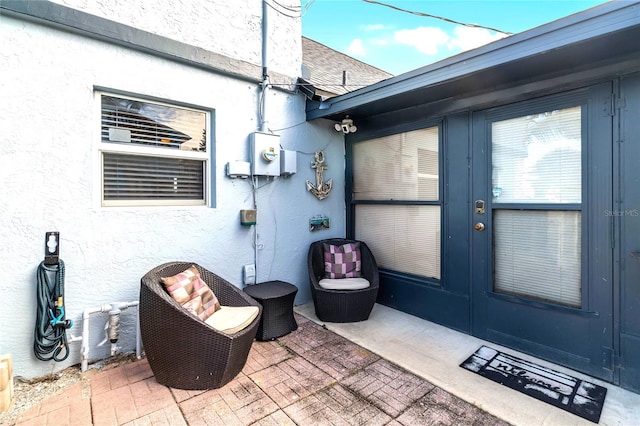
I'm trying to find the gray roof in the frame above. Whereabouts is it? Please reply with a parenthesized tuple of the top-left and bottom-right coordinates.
(306, 0, 640, 121)
(302, 36, 393, 98)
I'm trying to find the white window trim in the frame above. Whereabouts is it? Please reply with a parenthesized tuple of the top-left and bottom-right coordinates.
(95, 90, 211, 208)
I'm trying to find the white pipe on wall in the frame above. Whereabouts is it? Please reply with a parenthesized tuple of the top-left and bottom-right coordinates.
(260, 0, 269, 132)
(135, 311, 141, 359)
(80, 301, 139, 372)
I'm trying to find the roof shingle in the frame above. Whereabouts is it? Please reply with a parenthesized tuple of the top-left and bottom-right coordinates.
(302, 36, 393, 98)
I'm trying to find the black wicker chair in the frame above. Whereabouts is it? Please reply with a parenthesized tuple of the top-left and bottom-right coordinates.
(140, 261, 261, 390)
(308, 238, 379, 323)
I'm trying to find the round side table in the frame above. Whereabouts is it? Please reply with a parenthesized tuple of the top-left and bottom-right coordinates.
(244, 280, 298, 340)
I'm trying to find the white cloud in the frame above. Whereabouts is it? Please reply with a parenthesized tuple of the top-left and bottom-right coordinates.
(393, 27, 449, 55)
(370, 38, 389, 46)
(448, 26, 508, 52)
(347, 38, 367, 57)
(363, 24, 387, 31)
(391, 25, 508, 58)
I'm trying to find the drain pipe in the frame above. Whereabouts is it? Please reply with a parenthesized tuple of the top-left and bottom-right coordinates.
(260, 0, 269, 132)
(250, 0, 272, 283)
(81, 301, 139, 372)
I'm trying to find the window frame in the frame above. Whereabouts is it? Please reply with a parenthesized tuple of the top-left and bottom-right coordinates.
(96, 90, 213, 208)
(346, 119, 444, 285)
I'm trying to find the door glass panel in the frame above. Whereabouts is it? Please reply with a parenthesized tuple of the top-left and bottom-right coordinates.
(491, 105, 583, 307)
(492, 106, 581, 203)
(356, 205, 441, 279)
(493, 210, 581, 307)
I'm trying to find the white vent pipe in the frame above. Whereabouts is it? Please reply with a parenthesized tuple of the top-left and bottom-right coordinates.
(80, 301, 140, 372)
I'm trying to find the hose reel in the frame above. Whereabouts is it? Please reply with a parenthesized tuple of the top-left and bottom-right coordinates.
(34, 232, 73, 362)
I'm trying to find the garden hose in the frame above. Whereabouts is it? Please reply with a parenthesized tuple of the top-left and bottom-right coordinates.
(34, 259, 72, 361)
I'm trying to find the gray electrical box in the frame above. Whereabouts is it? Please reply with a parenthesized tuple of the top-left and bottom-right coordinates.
(280, 150, 297, 176)
(250, 132, 281, 176)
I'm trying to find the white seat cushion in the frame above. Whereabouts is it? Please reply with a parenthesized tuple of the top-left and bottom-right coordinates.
(318, 277, 370, 290)
(204, 305, 259, 334)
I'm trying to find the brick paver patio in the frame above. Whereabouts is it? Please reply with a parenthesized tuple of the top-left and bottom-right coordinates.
(12, 314, 509, 425)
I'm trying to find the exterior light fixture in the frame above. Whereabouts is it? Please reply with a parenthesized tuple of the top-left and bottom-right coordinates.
(334, 116, 357, 134)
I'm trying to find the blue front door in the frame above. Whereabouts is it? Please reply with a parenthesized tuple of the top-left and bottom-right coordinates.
(471, 82, 615, 382)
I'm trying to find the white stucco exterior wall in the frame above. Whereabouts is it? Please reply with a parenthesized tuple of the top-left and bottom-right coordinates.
(0, 1, 344, 379)
(48, 0, 302, 77)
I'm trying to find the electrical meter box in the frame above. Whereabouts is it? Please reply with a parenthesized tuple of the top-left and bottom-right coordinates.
(250, 132, 281, 176)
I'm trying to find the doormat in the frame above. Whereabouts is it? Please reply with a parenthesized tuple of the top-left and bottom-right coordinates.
(460, 346, 607, 423)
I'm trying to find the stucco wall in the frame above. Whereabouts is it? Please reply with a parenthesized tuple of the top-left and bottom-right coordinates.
(0, 2, 344, 379)
(48, 0, 302, 77)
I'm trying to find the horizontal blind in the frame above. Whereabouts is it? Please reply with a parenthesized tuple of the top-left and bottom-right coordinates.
(356, 205, 441, 279)
(492, 106, 581, 203)
(103, 153, 204, 203)
(493, 210, 581, 307)
(353, 127, 439, 201)
(101, 95, 206, 152)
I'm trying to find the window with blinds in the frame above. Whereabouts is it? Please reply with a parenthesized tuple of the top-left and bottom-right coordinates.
(99, 93, 208, 206)
(491, 106, 582, 307)
(493, 210, 581, 307)
(352, 126, 441, 280)
(353, 128, 439, 201)
(492, 106, 581, 204)
(356, 205, 441, 279)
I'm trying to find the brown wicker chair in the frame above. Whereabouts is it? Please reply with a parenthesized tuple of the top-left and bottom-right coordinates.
(308, 238, 379, 323)
(140, 261, 261, 390)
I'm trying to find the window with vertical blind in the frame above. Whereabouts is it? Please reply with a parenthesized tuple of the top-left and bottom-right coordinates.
(352, 126, 441, 280)
(491, 106, 582, 307)
(99, 92, 209, 206)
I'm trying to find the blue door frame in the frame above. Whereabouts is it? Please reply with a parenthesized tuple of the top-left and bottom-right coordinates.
(619, 72, 640, 391)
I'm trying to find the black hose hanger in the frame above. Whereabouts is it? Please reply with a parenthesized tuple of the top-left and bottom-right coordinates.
(34, 232, 73, 362)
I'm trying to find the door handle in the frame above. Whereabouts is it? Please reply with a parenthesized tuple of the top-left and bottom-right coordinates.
(474, 222, 485, 231)
(631, 251, 640, 258)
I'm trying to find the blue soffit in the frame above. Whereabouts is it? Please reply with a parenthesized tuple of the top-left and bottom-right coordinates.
(306, 0, 640, 122)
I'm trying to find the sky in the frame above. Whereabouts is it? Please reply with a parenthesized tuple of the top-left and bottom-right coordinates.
(301, 0, 612, 75)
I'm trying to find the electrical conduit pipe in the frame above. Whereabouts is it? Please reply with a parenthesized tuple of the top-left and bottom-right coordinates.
(80, 301, 140, 372)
